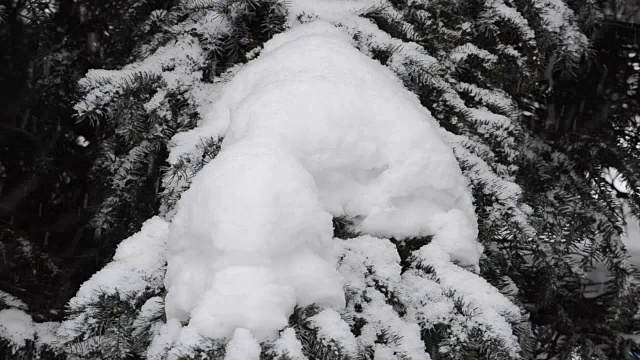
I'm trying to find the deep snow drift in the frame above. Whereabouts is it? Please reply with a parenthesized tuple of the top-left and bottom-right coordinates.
(164, 22, 480, 342)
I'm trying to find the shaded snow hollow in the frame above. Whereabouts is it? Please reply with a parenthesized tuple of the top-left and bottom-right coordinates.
(164, 22, 480, 342)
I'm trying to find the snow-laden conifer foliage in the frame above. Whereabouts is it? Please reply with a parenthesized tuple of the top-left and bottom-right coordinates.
(2, 0, 639, 359)
(59, 14, 527, 359)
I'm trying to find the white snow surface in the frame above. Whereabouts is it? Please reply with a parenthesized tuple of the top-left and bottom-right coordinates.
(224, 328, 261, 360)
(337, 235, 521, 357)
(0, 309, 60, 350)
(60, 216, 169, 339)
(146, 318, 182, 360)
(337, 236, 430, 359)
(272, 328, 307, 360)
(0, 309, 34, 348)
(413, 243, 522, 354)
(310, 309, 359, 356)
(164, 21, 480, 343)
(0, 291, 27, 310)
(75, 35, 207, 114)
(70, 216, 169, 308)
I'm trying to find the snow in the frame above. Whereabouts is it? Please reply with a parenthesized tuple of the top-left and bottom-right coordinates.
(337, 235, 521, 357)
(0, 309, 60, 351)
(484, 0, 536, 43)
(167, 325, 211, 359)
(338, 236, 430, 359)
(53, 0, 545, 356)
(133, 296, 165, 349)
(0, 291, 27, 310)
(0, 309, 34, 348)
(456, 82, 517, 116)
(186, 265, 298, 340)
(298, 0, 525, 189)
(173, 22, 479, 256)
(280, 0, 533, 242)
(137, 296, 164, 322)
(164, 20, 480, 344)
(74, 4, 233, 118)
(75, 35, 207, 115)
(310, 309, 359, 356)
(374, 345, 397, 360)
(412, 243, 522, 354)
(338, 235, 402, 294)
(272, 328, 307, 360)
(532, 0, 590, 60)
(445, 132, 534, 236)
(60, 216, 169, 339)
(356, 293, 427, 359)
(147, 318, 182, 360)
(164, 142, 343, 341)
(224, 328, 261, 360)
(33, 322, 60, 346)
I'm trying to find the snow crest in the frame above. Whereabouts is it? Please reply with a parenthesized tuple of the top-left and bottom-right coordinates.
(164, 22, 479, 342)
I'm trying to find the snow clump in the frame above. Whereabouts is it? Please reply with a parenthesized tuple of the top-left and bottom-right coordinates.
(164, 21, 480, 343)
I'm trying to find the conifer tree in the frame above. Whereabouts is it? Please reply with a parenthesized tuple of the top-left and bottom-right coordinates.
(1, 0, 639, 359)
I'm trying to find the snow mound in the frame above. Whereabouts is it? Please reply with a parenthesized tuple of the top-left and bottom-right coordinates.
(225, 328, 261, 360)
(165, 21, 479, 342)
(0, 309, 35, 348)
(272, 328, 306, 359)
(164, 142, 343, 341)
(0, 309, 60, 351)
